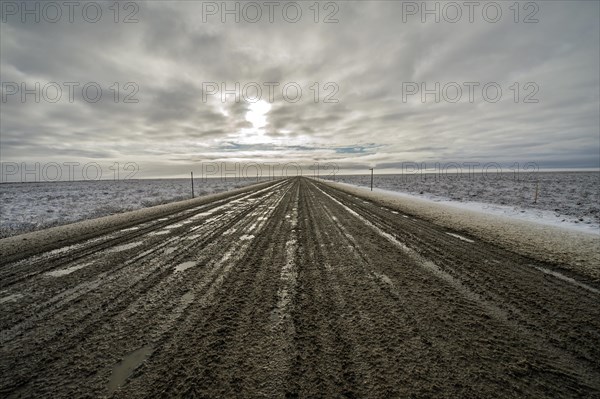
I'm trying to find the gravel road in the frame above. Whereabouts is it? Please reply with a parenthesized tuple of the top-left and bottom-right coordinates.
(1, 177, 599, 398)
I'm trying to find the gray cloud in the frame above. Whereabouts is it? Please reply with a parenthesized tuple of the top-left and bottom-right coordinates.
(1, 1, 598, 177)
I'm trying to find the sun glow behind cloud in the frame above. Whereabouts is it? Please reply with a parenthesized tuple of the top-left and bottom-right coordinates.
(237, 100, 272, 144)
(245, 100, 271, 130)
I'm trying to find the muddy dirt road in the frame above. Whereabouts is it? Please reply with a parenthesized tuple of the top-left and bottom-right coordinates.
(1, 177, 599, 398)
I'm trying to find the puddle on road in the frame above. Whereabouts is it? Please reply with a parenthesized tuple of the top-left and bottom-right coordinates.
(240, 235, 255, 241)
(165, 223, 184, 229)
(446, 232, 475, 243)
(181, 291, 194, 305)
(45, 263, 92, 277)
(0, 293, 24, 304)
(534, 266, 600, 294)
(373, 271, 394, 286)
(120, 226, 140, 232)
(191, 205, 230, 219)
(148, 230, 171, 236)
(108, 241, 143, 253)
(164, 247, 176, 255)
(46, 244, 79, 256)
(174, 261, 197, 273)
(107, 345, 153, 394)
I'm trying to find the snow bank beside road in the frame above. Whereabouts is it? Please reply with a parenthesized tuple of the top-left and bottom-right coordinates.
(321, 180, 600, 283)
(326, 172, 599, 232)
(338, 183, 600, 235)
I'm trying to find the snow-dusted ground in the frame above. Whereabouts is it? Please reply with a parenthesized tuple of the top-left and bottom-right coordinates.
(2, 173, 598, 238)
(0, 178, 264, 238)
(324, 172, 600, 234)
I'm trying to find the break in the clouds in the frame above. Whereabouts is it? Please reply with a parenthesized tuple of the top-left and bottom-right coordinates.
(1, 1, 599, 178)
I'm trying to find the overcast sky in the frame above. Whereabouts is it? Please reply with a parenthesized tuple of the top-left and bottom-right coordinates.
(1, 1, 599, 179)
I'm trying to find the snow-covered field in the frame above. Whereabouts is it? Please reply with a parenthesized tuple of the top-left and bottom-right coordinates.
(1, 172, 598, 238)
(324, 172, 599, 234)
(0, 178, 263, 238)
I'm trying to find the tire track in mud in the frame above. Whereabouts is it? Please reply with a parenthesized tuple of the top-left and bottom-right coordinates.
(0, 180, 294, 397)
(309, 179, 600, 397)
(1, 184, 280, 337)
(302, 180, 537, 397)
(287, 179, 386, 398)
(1, 177, 599, 398)
(113, 178, 299, 398)
(312, 179, 600, 378)
(0, 180, 289, 331)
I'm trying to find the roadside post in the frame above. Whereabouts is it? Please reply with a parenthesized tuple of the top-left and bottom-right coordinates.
(191, 171, 195, 198)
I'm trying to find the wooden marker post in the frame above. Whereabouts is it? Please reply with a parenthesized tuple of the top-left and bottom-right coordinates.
(191, 171, 195, 198)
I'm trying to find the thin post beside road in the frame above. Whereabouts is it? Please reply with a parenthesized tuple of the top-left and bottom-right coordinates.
(191, 171, 195, 198)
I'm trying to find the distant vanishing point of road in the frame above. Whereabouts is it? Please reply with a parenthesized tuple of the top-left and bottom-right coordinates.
(1, 177, 599, 398)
